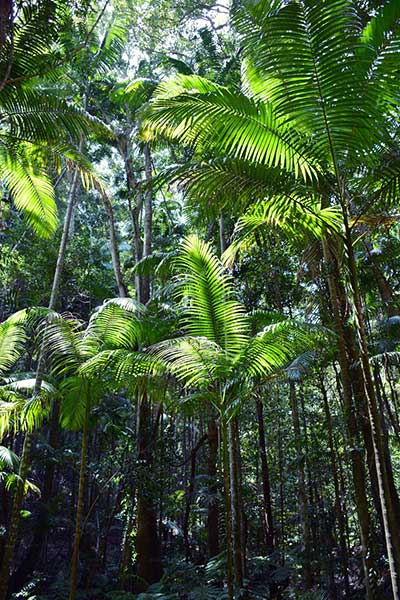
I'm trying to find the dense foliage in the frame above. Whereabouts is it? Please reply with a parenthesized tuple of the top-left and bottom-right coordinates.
(1, 1, 400, 599)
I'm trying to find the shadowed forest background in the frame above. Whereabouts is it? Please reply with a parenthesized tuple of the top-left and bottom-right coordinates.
(1, 1, 400, 599)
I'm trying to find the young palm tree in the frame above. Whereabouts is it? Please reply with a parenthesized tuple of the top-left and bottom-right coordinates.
(85, 235, 330, 599)
(145, 2, 400, 596)
(40, 300, 142, 600)
(0, 309, 56, 600)
(43, 298, 175, 597)
(80, 300, 176, 592)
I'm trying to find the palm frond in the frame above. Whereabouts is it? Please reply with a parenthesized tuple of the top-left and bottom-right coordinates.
(86, 298, 144, 350)
(174, 235, 249, 356)
(0, 317, 27, 375)
(0, 445, 20, 472)
(80, 349, 165, 387)
(148, 74, 318, 181)
(235, 0, 385, 162)
(223, 196, 341, 266)
(0, 391, 51, 437)
(0, 145, 57, 237)
(151, 337, 222, 389)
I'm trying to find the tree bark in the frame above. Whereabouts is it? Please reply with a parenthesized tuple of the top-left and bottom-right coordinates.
(100, 190, 128, 297)
(289, 381, 313, 590)
(207, 413, 220, 558)
(69, 402, 90, 600)
(135, 394, 163, 590)
(255, 395, 274, 554)
(221, 417, 234, 600)
(141, 142, 153, 304)
(319, 375, 350, 596)
(0, 431, 33, 600)
(322, 239, 376, 599)
(183, 433, 208, 561)
(228, 418, 243, 593)
(0, 154, 83, 600)
(343, 223, 400, 599)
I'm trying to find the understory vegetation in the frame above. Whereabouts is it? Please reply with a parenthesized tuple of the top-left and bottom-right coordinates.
(1, 1, 400, 599)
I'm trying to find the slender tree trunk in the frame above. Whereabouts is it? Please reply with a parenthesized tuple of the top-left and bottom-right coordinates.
(289, 381, 313, 590)
(228, 418, 243, 593)
(221, 417, 234, 600)
(255, 395, 274, 554)
(141, 142, 152, 304)
(0, 432, 32, 600)
(319, 375, 350, 596)
(0, 155, 83, 600)
(183, 433, 208, 561)
(363, 240, 399, 317)
(322, 239, 376, 599)
(207, 412, 220, 558)
(100, 191, 128, 297)
(135, 394, 163, 590)
(69, 402, 90, 600)
(118, 494, 135, 590)
(49, 155, 82, 310)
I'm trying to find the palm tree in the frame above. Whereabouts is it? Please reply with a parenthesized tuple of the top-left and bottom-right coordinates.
(0, 308, 56, 600)
(80, 300, 176, 592)
(85, 235, 328, 599)
(44, 298, 175, 597)
(40, 300, 144, 600)
(0, 1, 107, 238)
(145, 2, 400, 596)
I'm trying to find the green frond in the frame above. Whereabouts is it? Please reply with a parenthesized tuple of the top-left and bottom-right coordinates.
(174, 235, 249, 356)
(368, 154, 400, 205)
(357, 0, 400, 100)
(0, 391, 51, 438)
(236, 319, 332, 381)
(0, 146, 57, 237)
(0, 89, 101, 145)
(86, 298, 144, 350)
(59, 377, 94, 431)
(0, 317, 27, 375)
(41, 314, 90, 377)
(148, 74, 318, 181)
(80, 349, 165, 388)
(124, 78, 159, 112)
(0, 446, 20, 472)
(235, 0, 384, 162)
(156, 157, 296, 217)
(151, 337, 222, 389)
(223, 196, 342, 265)
(3, 378, 56, 397)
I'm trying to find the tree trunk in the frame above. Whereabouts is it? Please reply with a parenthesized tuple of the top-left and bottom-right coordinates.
(322, 239, 376, 599)
(100, 191, 128, 297)
(183, 433, 208, 561)
(141, 142, 153, 304)
(135, 394, 163, 590)
(221, 416, 234, 600)
(207, 413, 220, 558)
(255, 395, 274, 554)
(319, 375, 350, 596)
(343, 224, 400, 599)
(69, 402, 90, 600)
(289, 381, 313, 590)
(228, 418, 243, 593)
(0, 431, 33, 600)
(0, 157, 83, 600)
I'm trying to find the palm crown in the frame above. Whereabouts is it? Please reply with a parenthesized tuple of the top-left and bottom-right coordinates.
(146, 0, 400, 247)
